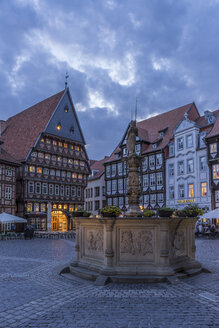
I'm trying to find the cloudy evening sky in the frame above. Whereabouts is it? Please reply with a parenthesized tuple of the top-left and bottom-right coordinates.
(1, 0, 219, 159)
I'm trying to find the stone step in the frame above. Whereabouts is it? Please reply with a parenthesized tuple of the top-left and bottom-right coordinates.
(69, 265, 99, 281)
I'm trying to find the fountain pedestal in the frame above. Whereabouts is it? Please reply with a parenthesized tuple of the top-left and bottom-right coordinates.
(69, 216, 202, 283)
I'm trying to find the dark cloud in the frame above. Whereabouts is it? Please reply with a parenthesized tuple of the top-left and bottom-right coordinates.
(1, 0, 219, 159)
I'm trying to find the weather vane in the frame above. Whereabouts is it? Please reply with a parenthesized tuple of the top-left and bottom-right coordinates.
(65, 72, 69, 89)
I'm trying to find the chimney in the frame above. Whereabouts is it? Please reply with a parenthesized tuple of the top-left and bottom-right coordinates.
(0, 120, 6, 136)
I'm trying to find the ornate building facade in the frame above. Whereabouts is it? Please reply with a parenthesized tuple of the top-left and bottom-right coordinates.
(104, 103, 209, 211)
(1, 88, 90, 230)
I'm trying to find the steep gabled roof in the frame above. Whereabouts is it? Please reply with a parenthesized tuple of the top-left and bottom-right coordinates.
(2, 90, 65, 161)
(206, 114, 219, 139)
(137, 103, 195, 153)
(89, 156, 110, 180)
(105, 103, 197, 164)
(0, 148, 20, 166)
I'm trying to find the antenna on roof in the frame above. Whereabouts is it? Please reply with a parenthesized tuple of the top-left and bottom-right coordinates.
(135, 97, 138, 122)
(65, 72, 69, 89)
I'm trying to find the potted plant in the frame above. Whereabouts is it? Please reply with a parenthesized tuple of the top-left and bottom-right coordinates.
(142, 210, 155, 217)
(99, 206, 121, 217)
(157, 207, 175, 217)
(174, 209, 187, 218)
(183, 204, 204, 217)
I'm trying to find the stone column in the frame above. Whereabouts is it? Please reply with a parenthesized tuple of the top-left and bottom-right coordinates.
(104, 219, 115, 268)
(126, 154, 141, 216)
(47, 202, 52, 231)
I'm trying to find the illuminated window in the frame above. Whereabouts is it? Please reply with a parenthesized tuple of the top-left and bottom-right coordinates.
(78, 174, 82, 180)
(188, 184, 194, 198)
(70, 145, 74, 150)
(64, 204, 68, 210)
(64, 143, 68, 148)
(201, 182, 207, 197)
(57, 156, 62, 162)
(30, 166, 35, 173)
(45, 154, 50, 160)
(56, 123, 62, 131)
(72, 173, 77, 179)
(40, 138, 44, 142)
(37, 167, 42, 174)
(53, 204, 57, 209)
(58, 141, 62, 147)
(69, 205, 74, 212)
(68, 159, 73, 164)
(34, 203, 39, 212)
(75, 146, 80, 151)
(64, 106, 68, 113)
(213, 164, 219, 179)
(53, 140, 57, 146)
(38, 152, 44, 158)
(210, 143, 217, 153)
(27, 203, 32, 212)
(58, 204, 62, 209)
(74, 160, 79, 166)
(41, 203, 46, 212)
(46, 138, 51, 144)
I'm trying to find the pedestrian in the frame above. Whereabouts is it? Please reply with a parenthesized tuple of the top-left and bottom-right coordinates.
(198, 224, 203, 236)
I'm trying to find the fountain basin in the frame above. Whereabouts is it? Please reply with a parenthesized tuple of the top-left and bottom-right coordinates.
(68, 216, 202, 284)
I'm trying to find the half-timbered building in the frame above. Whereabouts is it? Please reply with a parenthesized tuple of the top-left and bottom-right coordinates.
(1, 88, 90, 231)
(104, 103, 200, 211)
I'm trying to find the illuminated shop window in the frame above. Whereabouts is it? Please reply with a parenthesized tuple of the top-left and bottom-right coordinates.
(58, 141, 62, 147)
(27, 203, 32, 212)
(53, 140, 57, 146)
(64, 143, 68, 148)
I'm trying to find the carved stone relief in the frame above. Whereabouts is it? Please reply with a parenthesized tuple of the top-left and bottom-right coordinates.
(120, 230, 153, 256)
(87, 230, 103, 252)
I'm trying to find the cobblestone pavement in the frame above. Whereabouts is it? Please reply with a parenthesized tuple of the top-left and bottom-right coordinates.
(0, 238, 218, 328)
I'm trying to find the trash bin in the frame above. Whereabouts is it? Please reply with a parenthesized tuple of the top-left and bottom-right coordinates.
(24, 226, 34, 239)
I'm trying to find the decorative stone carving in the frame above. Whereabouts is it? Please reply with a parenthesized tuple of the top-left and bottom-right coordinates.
(120, 230, 153, 256)
(87, 230, 103, 252)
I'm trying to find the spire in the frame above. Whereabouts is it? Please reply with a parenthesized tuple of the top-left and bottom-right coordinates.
(65, 71, 69, 89)
(135, 97, 138, 121)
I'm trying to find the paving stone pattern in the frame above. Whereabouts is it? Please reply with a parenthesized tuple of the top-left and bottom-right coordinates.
(0, 238, 218, 328)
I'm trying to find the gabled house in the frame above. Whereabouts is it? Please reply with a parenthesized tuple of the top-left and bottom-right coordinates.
(205, 112, 219, 209)
(1, 88, 90, 231)
(104, 102, 200, 210)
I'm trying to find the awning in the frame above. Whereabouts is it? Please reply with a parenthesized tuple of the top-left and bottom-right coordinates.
(199, 208, 219, 219)
(0, 212, 27, 224)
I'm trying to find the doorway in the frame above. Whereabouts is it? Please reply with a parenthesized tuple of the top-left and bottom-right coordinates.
(51, 211, 68, 231)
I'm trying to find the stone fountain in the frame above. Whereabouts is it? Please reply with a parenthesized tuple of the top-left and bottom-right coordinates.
(64, 121, 202, 285)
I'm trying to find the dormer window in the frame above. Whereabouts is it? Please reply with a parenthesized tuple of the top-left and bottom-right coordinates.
(56, 123, 62, 131)
(152, 143, 157, 149)
(123, 148, 128, 156)
(169, 143, 174, 156)
(159, 131, 164, 137)
(70, 126, 74, 134)
(64, 106, 68, 113)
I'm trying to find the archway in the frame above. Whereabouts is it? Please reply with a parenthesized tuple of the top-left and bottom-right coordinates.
(51, 211, 68, 231)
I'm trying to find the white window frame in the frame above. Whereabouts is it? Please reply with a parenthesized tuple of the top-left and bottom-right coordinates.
(28, 181, 34, 193)
(5, 186, 12, 200)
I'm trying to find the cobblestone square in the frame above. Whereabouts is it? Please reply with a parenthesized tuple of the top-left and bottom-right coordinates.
(0, 238, 218, 328)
